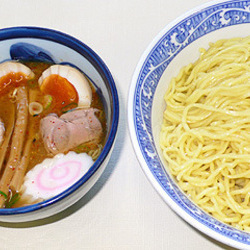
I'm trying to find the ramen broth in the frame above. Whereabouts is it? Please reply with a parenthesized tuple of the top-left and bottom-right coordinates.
(0, 61, 106, 208)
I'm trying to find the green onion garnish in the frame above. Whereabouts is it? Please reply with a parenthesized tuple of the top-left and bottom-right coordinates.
(0, 191, 7, 199)
(61, 102, 78, 113)
(44, 95, 53, 110)
(5, 193, 20, 208)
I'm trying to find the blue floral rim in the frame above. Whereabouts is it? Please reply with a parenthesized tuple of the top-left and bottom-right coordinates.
(132, 0, 250, 246)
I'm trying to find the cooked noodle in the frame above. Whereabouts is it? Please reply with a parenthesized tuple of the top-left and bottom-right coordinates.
(160, 36, 250, 231)
(88, 144, 103, 160)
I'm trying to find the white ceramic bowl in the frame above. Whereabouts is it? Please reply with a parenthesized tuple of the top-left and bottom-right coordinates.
(0, 27, 119, 223)
(128, 0, 250, 248)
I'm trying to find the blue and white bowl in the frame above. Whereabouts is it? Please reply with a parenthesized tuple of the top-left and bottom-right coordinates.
(128, 0, 250, 248)
(0, 27, 119, 222)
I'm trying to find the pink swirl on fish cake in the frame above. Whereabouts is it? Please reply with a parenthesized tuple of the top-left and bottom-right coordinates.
(36, 161, 82, 191)
(22, 151, 94, 201)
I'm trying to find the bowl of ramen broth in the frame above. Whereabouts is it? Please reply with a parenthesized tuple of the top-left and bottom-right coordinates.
(0, 27, 119, 222)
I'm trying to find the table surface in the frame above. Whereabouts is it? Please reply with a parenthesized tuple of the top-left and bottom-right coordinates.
(0, 1, 238, 249)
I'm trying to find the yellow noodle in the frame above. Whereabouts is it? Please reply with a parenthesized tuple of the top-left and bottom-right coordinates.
(160, 36, 250, 231)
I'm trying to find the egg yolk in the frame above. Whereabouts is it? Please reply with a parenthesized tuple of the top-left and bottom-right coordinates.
(0, 72, 27, 96)
(40, 74, 79, 108)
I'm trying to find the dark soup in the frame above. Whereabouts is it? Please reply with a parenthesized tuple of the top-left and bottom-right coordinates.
(0, 60, 106, 208)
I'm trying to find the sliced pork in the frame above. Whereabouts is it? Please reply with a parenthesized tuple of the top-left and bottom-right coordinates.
(40, 108, 103, 154)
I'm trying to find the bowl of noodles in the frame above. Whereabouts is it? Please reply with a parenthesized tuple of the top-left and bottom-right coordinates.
(0, 27, 119, 222)
(128, 0, 250, 248)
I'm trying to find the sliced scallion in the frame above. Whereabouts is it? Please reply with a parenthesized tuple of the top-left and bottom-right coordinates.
(44, 95, 53, 110)
(0, 191, 7, 199)
(61, 102, 78, 113)
(5, 193, 20, 208)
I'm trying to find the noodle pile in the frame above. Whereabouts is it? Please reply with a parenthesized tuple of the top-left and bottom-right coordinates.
(160, 36, 250, 231)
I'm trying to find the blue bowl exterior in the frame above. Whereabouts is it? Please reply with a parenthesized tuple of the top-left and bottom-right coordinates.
(131, 0, 250, 247)
(0, 27, 119, 218)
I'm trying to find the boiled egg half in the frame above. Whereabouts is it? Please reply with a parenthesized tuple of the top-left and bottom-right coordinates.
(38, 65, 92, 109)
(0, 61, 34, 95)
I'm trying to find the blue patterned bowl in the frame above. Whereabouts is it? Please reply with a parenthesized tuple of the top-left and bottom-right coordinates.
(128, 0, 250, 248)
(0, 27, 119, 222)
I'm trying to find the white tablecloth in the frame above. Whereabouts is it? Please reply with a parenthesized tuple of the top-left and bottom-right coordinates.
(0, 1, 236, 249)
